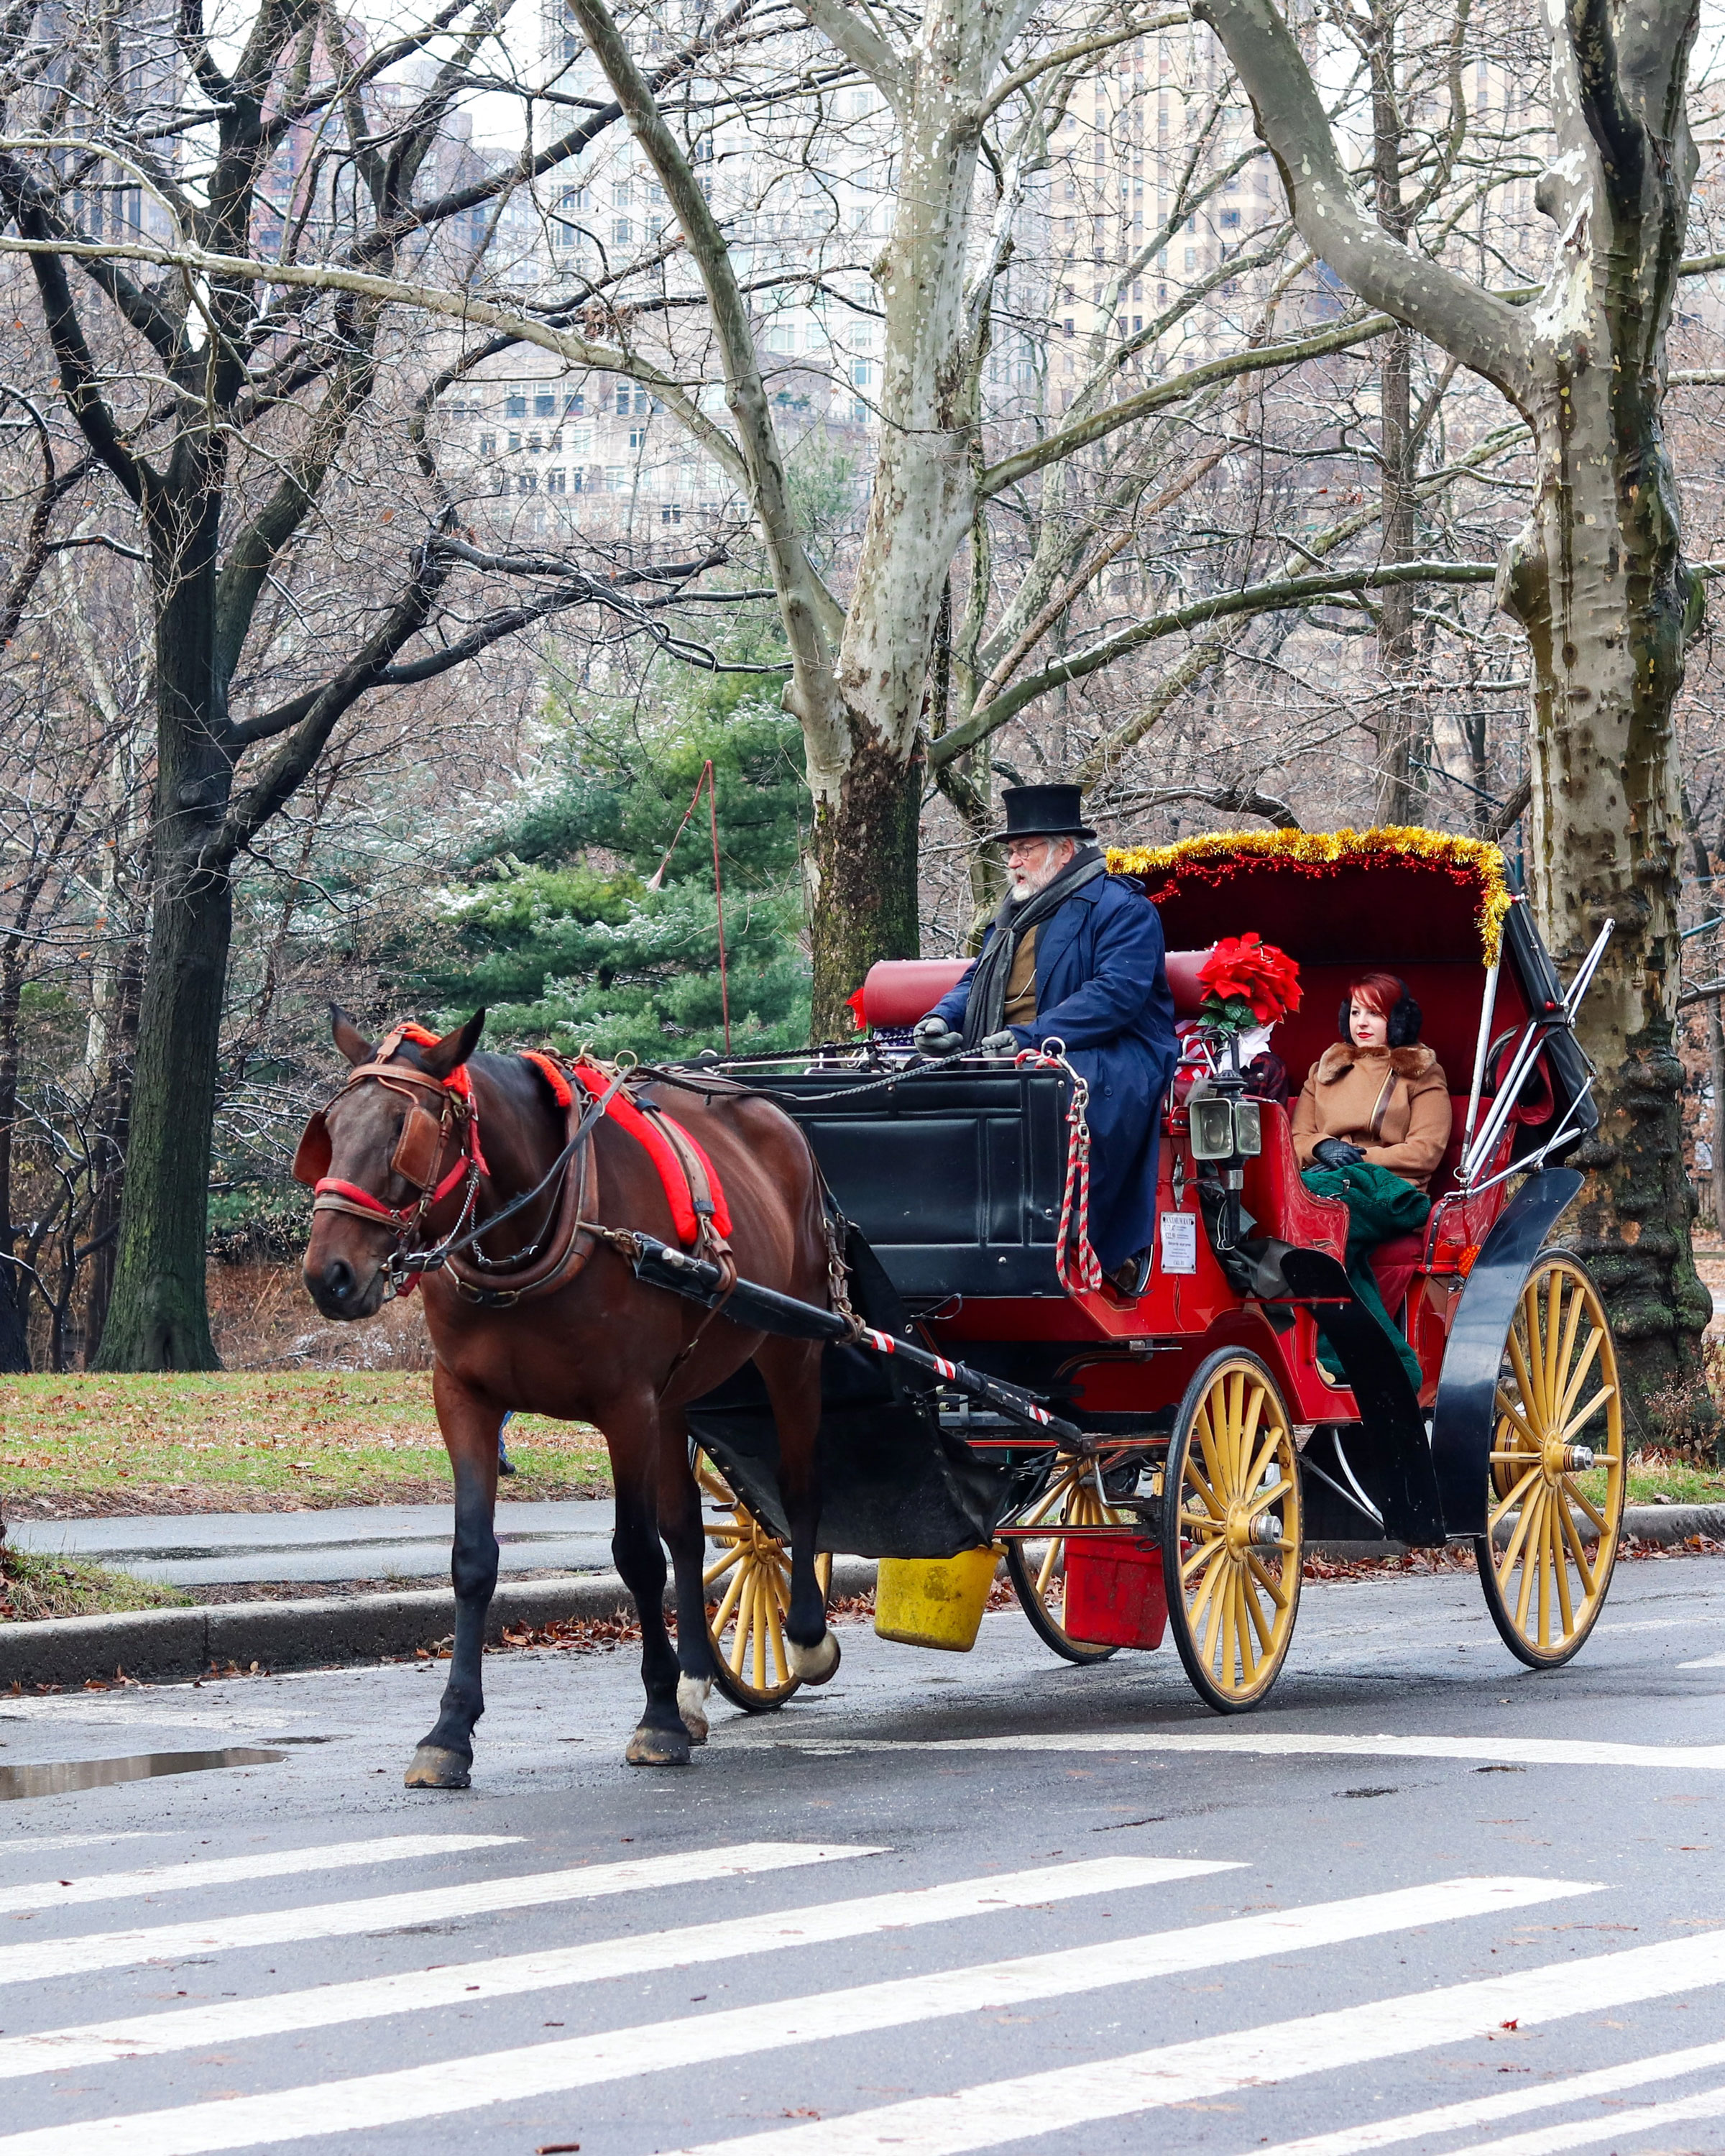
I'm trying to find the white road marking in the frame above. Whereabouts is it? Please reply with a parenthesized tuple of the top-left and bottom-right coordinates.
(1238, 2037, 1725, 2153)
(0, 1834, 513, 1918)
(1677, 1648, 1725, 1669)
(780, 1730, 1725, 1771)
(0, 1856, 1223, 2081)
(0, 1876, 1592, 2156)
(0, 1841, 875, 1988)
(1459, 2081, 1725, 2155)
(663, 1927, 1725, 2156)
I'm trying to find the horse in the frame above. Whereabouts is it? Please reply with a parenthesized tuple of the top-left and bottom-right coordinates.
(297, 1008, 842, 1779)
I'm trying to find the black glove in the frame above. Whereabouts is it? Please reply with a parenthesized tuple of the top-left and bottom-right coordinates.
(913, 1016, 964, 1058)
(977, 1029, 1018, 1057)
(1312, 1137, 1366, 1169)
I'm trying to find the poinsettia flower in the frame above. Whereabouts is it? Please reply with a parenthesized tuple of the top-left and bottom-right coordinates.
(1196, 935, 1302, 1029)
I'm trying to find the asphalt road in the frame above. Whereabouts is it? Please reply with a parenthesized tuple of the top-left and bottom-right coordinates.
(0, 1552, 1722, 2156)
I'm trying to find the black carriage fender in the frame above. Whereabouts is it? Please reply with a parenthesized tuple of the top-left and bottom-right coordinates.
(1430, 1167, 1584, 1536)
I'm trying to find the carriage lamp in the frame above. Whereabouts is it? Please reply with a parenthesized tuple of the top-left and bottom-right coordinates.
(1187, 1093, 1263, 1161)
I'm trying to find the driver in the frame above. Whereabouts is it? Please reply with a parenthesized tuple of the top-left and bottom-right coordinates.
(911, 784, 1178, 1297)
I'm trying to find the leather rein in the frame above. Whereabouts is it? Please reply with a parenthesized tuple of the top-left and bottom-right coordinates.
(308, 1037, 630, 1306)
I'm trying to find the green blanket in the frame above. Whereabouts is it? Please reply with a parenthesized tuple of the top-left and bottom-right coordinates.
(1301, 1161, 1430, 1390)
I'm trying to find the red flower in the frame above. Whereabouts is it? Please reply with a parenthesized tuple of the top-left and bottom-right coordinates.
(1197, 934, 1303, 1025)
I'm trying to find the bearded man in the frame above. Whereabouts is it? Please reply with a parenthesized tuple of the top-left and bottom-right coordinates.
(913, 784, 1177, 1295)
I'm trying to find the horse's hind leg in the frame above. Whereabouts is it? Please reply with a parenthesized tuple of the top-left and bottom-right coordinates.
(607, 1392, 691, 1767)
(757, 1337, 840, 1684)
(658, 1413, 716, 1742)
(407, 1370, 501, 1790)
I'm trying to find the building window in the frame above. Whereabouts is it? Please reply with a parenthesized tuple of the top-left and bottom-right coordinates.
(1063, 316, 1075, 336)
(661, 504, 681, 524)
(1132, 314, 1142, 333)
(535, 390, 557, 416)
(613, 218, 632, 244)
(634, 387, 649, 415)
(628, 426, 647, 449)
(517, 471, 537, 492)
(607, 466, 626, 490)
(1184, 245, 1197, 268)
(507, 431, 521, 452)
(1221, 208, 1241, 227)
(566, 390, 584, 415)
(616, 386, 632, 414)
(547, 469, 566, 492)
(505, 393, 526, 417)
(528, 433, 541, 453)
(479, 432, 496, 455)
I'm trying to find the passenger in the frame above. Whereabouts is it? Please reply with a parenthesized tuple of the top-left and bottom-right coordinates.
(1290, 972, 1451, 1388)
(912, 783, 1178, 1299)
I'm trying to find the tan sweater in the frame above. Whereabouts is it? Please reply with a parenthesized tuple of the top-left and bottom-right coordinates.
(1290, 1042, 1453, 1191)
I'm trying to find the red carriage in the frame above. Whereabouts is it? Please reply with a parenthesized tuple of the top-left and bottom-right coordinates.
(681, 827, 1625, 1716)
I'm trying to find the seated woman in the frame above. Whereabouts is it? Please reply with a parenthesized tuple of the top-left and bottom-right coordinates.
(1289, 972, 1452, 1387)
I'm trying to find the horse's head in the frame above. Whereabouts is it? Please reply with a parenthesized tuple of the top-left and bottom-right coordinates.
(298, 1006, 486, 1320)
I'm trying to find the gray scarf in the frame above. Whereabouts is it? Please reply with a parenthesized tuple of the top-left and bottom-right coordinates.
(961, 845, 1108, 1047)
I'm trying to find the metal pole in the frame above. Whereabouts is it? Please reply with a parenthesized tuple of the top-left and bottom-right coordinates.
(1461, 960, 1500, 1160)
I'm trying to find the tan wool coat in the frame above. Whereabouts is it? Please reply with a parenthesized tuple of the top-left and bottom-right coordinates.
(1289, 1042, 1453, 1191)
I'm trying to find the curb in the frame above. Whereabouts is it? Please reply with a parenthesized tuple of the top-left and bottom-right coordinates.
(0, 1559, 881, 1691)
(2, 1510, 1720, 1689)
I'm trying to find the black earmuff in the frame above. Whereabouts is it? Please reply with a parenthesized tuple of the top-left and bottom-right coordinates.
(1338, 981, 1423, 1049)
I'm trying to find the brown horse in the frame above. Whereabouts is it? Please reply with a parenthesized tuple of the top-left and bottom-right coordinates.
(298, 1009, 840, 1778)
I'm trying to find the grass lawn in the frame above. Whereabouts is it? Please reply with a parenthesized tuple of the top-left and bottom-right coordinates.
(1626, 1451, 1725, 1508)
(0, 1547, 190, 1620)
(0, 1372, 611, 1515)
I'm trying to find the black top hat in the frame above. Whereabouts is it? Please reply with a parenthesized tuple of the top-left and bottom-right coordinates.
(990, 783, 1097, 843)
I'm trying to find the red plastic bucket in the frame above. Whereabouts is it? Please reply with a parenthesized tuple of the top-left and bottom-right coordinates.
(1063, 1533, 1168, 1650)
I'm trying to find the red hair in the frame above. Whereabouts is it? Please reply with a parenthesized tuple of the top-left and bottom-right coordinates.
(1346, 972, 1404, 1019)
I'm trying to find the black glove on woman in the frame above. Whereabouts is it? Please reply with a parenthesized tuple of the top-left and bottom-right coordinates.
(1312, 1137, 1367, 1169)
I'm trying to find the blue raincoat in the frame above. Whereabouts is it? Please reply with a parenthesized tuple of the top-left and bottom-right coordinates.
(930, 875, 1178, 1272)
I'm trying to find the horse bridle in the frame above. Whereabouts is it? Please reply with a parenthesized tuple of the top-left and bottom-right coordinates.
(298, 1032, 630, 1298)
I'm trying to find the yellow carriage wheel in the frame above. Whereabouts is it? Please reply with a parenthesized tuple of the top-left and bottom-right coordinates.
(693, 1449, 832, 1711)
(1162, 1350, 1303, 1714)
(1475, 1251, 1624, 1669)
(1004, 1459, 1128, 1664)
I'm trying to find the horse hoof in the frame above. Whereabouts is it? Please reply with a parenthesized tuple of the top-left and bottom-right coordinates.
(404, 1745, 471, 1789)
(677, 1674, 712, 1743)
(788, 1630, 841, 1685)
(627, 1723, 692, 1768)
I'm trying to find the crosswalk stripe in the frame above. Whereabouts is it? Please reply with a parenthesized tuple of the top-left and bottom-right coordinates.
(662, 1926, 1725, 2156)
(0, 1836, 160, 1859)
(0, 1835, 514, 1918)
(0, 1875, 1591, 2156)
(779, 1730, 1725, 1770)
(0, 1855, 1226, 2081)
(1460, 2081, 1725, 2155)
(1186, 2037, 1725, 2155)
(0, 1841, 876, 1989)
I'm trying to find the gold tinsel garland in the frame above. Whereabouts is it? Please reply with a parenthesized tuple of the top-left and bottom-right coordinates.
(1105, 825, 1514, 964)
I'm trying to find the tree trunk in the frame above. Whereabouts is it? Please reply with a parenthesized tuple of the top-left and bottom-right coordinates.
(93, 507, 234, 1372)
(83, 925, 144, 1365)
(807, 735, 924, 1040)
(0, 948, 29, 1375)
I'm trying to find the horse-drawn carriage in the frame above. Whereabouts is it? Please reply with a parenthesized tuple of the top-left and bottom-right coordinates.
(681, 827, 1624, 1717)
(300, 824, 1627, 1780)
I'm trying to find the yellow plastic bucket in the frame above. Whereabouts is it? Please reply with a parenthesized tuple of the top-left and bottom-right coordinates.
(874, 1546, 1000, 1652)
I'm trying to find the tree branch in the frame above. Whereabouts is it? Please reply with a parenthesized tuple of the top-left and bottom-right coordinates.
(929, 560, 1497, 766)
(785, 0, 906, 106)
(1192, 0, 1532, 400)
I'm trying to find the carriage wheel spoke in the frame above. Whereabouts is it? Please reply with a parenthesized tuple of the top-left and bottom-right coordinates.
(1244, 1474, 1293, 1520)
(1564, 1475, 1611, 1536)
(1182, 1454, 1225, 1521)
(1241, 1568, 1274, 1657)
(1558, 1488, 1600, 1600)
(1507, 1319, 1545, 1431)
(1488, 1459, 1542, 1532)
(1493, 1387, 1542, 1452)
(702, 1546, 745, 1588)
(1550, 1497, 1576, 1636)
(1195, 1407, 1228, 1508)
(1560, 1385, 1616, 1445)
(1021, 1473, 1081, 1532)
(1035, 1532, 1062, 1600)
(1499, 1479, 1543, 1577)
(1246, 1551, 1289, 1610)
(1512, 1489, 1545, 1630)
(1241, 1421, 1282, 1504)
(1553, 1322, 1605, 1431)
(710, 1558, 749, 1633)
(1237, 1385, 1267, 1485)
(1215, 1564, 1237, 1681)
(1182, 1535, 1225, 1584)
(1542, 1271, 1565, 1429)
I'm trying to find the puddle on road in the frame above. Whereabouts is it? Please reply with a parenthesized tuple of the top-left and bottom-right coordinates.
(0, 1748, 285, 1801)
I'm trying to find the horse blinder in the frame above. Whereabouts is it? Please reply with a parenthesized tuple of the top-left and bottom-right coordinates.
(391, 1104, 446, 1191)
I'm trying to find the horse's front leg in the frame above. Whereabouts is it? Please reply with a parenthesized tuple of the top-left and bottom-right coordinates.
(607, 1391, 691, 1768)
(658, 1412, 717, 1743)
(758, 1339, 840, 1685)
(405, 1367, 501, 1790)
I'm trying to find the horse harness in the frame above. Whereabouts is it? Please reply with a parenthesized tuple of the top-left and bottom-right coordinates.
(295, 1027, 737, 1316)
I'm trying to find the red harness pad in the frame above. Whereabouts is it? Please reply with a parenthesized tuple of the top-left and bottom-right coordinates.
(570, 1065, 732, 1244)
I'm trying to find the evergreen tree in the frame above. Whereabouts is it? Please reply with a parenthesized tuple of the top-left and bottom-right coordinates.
(410, 680, 811, 1061)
